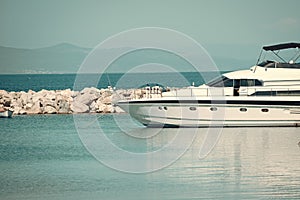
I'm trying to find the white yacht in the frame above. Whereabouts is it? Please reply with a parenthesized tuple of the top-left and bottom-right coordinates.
(117, 42, 300, 127)
(0, 108, 13, 118)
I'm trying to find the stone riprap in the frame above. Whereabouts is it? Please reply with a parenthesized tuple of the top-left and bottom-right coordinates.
(0, 87, 147, 115)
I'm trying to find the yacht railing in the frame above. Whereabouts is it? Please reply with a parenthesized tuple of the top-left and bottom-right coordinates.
(125, 86, 300, 100)
(161, 87, 300, 98)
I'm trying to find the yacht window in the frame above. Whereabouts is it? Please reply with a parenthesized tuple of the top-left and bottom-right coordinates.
(240, 79, 263, 87)
(252, 90, 300, 96)
(255, 80, 263, 86)
(240, 108, 247, 112)
(241, 79, 250, 86)
(210, 107, 218, 111)
(234, 79, 240, 87)
(189, 107, 197, 111)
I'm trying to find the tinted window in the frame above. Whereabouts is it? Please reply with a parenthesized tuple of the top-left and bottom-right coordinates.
(223, 79, 233, 87)
(241, 79, 262, 87)
(255, 80, 263, 86)
(210, 107, 218, 111)
(240, 108, 247, 112)
(189, 107, 197, 111)
(241, 79, 248, 86)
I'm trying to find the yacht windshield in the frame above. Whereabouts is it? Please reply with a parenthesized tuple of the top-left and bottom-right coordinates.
(257, 60, 300, 68)
(206, 76, 232, 87)
(258, 60, 276, 68)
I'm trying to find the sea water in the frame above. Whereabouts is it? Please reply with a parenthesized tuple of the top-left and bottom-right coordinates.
(0, 114, 300, 200)
(0, 72, 220, 92)
(1, 73, 300, 199)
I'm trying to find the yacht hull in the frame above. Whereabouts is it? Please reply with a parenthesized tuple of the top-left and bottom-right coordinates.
(117, 97, 300, 127)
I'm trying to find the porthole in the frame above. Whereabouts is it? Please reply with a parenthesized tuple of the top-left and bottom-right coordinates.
(163, 106, 168, 110)
(210, 107, 217, 111)
(189, 107, 197, 111)
(261, 108, 269, 112)
(158, 106, 163, 110)
(240, 108, 247, 112)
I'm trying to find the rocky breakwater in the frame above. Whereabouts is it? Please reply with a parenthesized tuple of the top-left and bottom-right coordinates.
(0, 87, 141, 115)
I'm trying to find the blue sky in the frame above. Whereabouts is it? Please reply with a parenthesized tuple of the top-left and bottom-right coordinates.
(0, 0, 299, 73)
(1, 0, 299, 49)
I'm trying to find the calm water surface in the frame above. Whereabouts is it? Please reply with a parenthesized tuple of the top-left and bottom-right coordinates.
(0, 114, 300, 200)
(0, 72, 222, 92)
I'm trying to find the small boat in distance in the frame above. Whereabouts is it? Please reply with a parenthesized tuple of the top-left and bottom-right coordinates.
(117, 42, 300, 127)
(0, 107, 13, 118)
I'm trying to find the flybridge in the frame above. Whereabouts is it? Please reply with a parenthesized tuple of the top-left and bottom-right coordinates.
(262, 42, 300, 51)
(256, 42, 300, 66)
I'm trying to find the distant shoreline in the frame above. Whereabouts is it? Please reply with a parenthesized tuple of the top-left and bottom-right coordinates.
(0, 71, 213, 75)
(0, 72, 223, 93)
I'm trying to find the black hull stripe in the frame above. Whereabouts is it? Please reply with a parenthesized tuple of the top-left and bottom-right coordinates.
(119, 100, 300, 106)
(141, 114, 300, 122)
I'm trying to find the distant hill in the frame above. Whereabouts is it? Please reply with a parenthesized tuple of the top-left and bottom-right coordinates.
(0, 43, 91, 74)
(0, 43, 255, 74)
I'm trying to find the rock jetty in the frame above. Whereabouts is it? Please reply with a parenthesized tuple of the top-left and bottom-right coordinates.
(0, 87, 149, 115)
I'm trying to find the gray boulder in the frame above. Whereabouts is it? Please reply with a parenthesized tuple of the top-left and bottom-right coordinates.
(57, 99, 70, 114)
(74, 93, 98, 106)
(27, 102, 42, 114)
(43, 105, 57, 114)
(70, 101, 89, 113)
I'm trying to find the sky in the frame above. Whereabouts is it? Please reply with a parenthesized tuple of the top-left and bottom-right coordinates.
(1, 0, 299, 49)
(0, 0, 300, 73)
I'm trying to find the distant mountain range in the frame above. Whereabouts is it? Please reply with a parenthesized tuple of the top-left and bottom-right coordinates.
(0, 42, 255, 74)
(0, 43, 91, 74)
